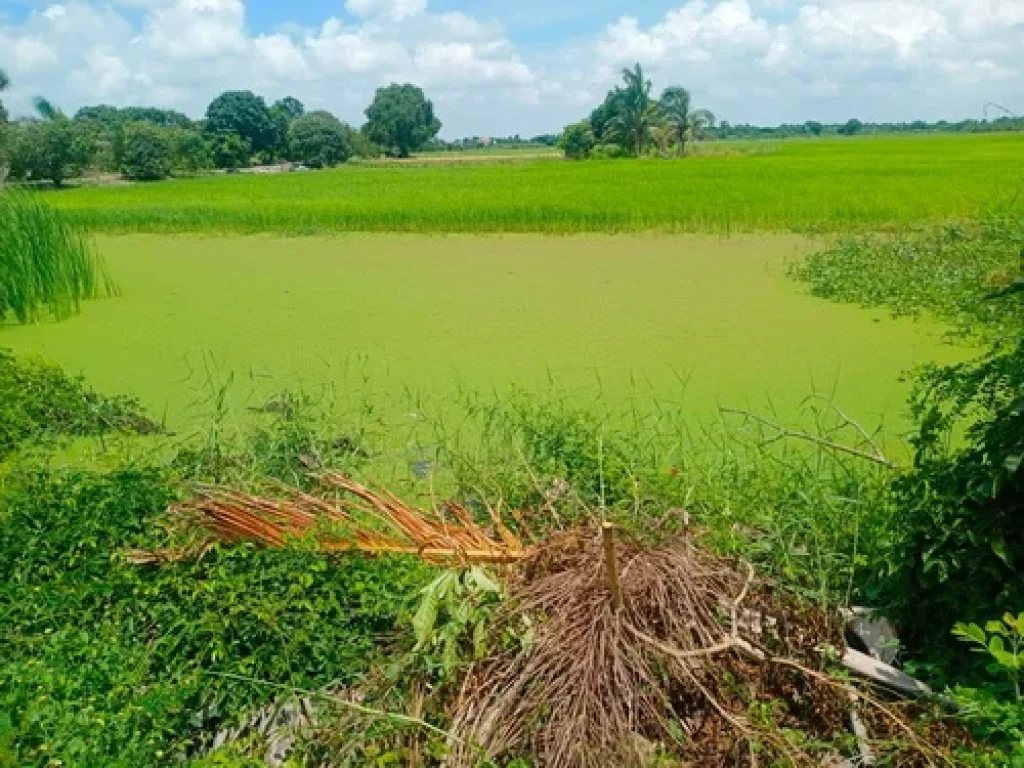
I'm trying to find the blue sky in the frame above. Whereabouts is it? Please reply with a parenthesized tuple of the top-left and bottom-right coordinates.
(1, 0, 1021, 136)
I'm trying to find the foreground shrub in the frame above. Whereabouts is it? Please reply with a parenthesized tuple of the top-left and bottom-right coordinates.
(885, 333, 1024, 669)
(0, 349, 159, 458)
(0, 467, 430, 766)
(0, 190, 114, 323)
(121, 121, 173, 181)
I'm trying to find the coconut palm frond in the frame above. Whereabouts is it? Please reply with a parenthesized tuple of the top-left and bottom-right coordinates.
(167, 471, 531, 565)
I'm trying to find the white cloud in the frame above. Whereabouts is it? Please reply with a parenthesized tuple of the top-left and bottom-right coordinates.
(344, 0, 426, 23)
(0, 0, 1020, 135)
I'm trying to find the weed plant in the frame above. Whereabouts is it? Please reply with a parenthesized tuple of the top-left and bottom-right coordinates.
(791, 213, 1024, 337)
(0, 190, 114, 323)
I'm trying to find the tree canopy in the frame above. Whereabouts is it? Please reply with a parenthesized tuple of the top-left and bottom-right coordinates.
(205, 90, 277, 157)
(288, 111, 351, 168)
(363, 83, 441, 158)
(120, 121, 173, 181)
(566, 63, 715, 159)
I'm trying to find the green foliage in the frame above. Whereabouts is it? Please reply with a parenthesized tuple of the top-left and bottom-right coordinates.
(590, 143, 625, 159)
(791, 215, 1024, 337)
(608, 63, 660, 157)
(288, 111, 351, 168)
(0, 190, 113, 324)
(173, 129, 214, 174)
(951, 615, 1024, 760)
(205, 91, 276, 159)
(210, 133, 251, 171)
(0, 68, 8, 125)
(0, 349, 157, 459)
(121, 121, 174, 181)
(839, 118, 864, 136)
(409, 567, 503, 683)
(886, 332, 1024, 664)
(273, 97, 305, 121)
(6, 117, 89, 186)
(362, 83, 441, 158)
(0, 466, 431, 766)
(558, 121, 595, 160)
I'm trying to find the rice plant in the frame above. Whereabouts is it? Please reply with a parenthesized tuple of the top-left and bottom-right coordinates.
(0, 189, 115, 323)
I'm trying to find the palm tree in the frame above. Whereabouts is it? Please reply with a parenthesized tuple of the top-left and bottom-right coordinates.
(610, 63, 661, 157)
(660, 86, 717, 156)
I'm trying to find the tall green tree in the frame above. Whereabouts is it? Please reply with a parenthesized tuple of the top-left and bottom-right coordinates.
(609, 63, 660, 157)
(363, 83, 441, 158)
(7, 98, 90, 186)
(0, 68, 10, 124)
(659, 86, 717, 155)
(204, 90, 275, 160)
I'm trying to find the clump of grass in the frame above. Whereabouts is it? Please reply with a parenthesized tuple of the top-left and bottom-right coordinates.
(0, 189, 114, 323)
(791, 213, 1024, 337)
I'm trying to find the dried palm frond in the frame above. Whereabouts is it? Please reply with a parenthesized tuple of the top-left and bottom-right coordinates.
(167, 471, 530, 566)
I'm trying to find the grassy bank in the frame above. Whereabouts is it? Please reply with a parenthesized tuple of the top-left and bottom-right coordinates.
(46, 134, 1024, 234)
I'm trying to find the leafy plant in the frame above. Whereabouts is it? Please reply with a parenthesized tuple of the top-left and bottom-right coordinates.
(951, 615, 1024, 760)
(409, 567, 504, 682)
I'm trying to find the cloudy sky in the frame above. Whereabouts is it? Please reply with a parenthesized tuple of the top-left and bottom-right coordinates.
(1, 0, 1021, 137)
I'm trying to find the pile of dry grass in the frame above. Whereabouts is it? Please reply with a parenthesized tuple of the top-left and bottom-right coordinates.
(155, 475, 970, 767)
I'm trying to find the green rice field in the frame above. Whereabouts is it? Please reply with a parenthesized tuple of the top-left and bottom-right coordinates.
(50, 134, 1024, 235)
(0, 233, 965, 441)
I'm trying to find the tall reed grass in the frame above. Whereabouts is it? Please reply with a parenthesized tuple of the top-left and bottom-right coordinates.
(0, 190, 114, 323)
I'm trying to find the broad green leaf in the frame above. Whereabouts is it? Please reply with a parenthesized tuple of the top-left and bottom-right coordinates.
(987, 635, 1006, 658)
(412, 590, 440, 646)
(953, 622, 987, 646)
(468, 566, 501, 594)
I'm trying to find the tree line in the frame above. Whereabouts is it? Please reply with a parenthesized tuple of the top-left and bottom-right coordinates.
(0, 72, 442, 185)
(559, 64, 717, 159)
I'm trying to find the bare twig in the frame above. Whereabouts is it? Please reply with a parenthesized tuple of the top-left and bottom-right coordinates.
(720, 406, 897, 468)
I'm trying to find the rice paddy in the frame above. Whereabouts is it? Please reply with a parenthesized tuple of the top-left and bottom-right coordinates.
(48, 134, 1024, 235)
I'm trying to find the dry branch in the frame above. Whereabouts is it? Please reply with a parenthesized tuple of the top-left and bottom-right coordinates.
(163, 472, 531, 566)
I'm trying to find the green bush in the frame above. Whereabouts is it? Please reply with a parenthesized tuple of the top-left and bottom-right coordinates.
(885, 333, 1024, 667)
(559, 121, 595, 160)
(172, 129, 214, 174)
(591, 143, 626, 159)
(0, 349, 158, 458)
(210, 133, 250, 170)
(288, 111, 350, 168)
(0, 466, 431, 766)
(121, 121, 174, 181)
